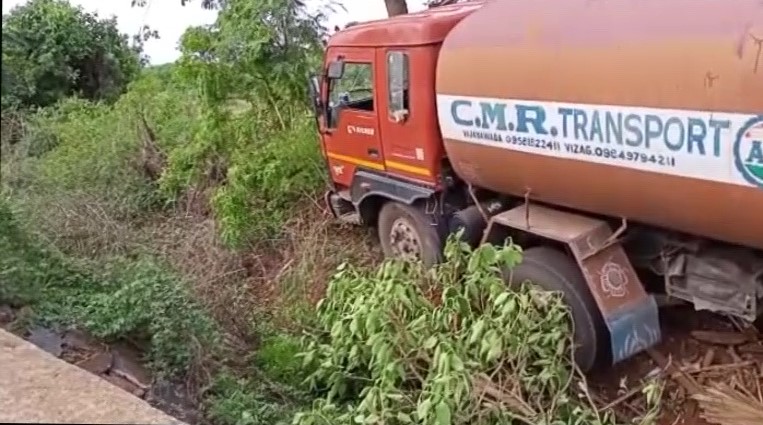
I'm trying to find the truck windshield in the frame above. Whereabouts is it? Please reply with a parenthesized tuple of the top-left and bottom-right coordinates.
(328, 62, 374, 112)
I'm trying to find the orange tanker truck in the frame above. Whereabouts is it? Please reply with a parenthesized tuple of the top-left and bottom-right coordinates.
(307, 0, 763, 371)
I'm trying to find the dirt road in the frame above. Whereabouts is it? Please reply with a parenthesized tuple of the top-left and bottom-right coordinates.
(0, 329, 184, 424)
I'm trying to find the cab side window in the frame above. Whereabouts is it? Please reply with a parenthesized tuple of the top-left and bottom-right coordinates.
(387, 51, 409, 121)
(328, 62, 374, 128)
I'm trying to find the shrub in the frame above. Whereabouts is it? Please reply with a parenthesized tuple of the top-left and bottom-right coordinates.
(0, 196, 82, 306)
(295, 238, 618, 425)
(2, 0, 142, 109)
(80, 257, 221, 373)
(0, 197, 220, 375)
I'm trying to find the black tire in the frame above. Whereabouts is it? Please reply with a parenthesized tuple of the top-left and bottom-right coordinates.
(377, 201, 443, 267)
(504, 246, 609, 372)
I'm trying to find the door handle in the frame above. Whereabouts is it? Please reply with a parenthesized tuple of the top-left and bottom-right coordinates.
(367, 148, 379, 158)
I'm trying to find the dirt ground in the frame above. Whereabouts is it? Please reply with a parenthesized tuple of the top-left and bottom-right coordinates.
(589, 305, 763, 425)
(0, 329, 185, 425)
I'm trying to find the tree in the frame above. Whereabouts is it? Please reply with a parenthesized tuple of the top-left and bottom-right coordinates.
(2, 0, 142, 109)
(385, 0, 408, 16)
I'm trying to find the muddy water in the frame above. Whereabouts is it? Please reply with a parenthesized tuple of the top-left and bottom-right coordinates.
(0, 306, 200, 424)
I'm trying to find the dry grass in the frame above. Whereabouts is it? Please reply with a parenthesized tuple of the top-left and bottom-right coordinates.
(694, 382, 763, 425)
(9, 177, 379, 343)
(141, 196, 381, 339)
(16, 191, 141, 257)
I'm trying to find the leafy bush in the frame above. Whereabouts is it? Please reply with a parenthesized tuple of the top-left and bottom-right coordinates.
(0, 197, 220, 375)
(155, 0, 331, 247)
(2, 0, 142, 109)
(0, 196, 83, 305)
(34, 99, 144, 194)
(295, 238, 618, 425)
(80, 258, 221, 373)
(0, 69, 204, 255)
(210, 118, 324, 245)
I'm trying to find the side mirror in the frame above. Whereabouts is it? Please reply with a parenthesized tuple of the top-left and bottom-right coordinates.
(327, 60, 345, 79)
(307, 74, 322, 112)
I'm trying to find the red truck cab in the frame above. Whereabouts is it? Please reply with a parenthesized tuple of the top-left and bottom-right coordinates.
(310, 4, 482, 236)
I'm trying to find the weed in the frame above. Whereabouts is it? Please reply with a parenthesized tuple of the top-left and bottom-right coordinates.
(206, 369, 307, 425)
(254, 333, 307, 388)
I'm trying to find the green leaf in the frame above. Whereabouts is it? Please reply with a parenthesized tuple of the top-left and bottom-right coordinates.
(423, 335, 438, 350)
(493, 292, 509, 308)
(435, 401, 452, 425)
(451, 354, 464, 372)
(396, 412, 413, 423)
(417, 398, 432, 420)
(486, 344, 502, 362)
(468, 319, 485, 345)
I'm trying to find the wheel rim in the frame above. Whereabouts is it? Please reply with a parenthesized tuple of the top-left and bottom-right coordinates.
(389, 217, 422, 261)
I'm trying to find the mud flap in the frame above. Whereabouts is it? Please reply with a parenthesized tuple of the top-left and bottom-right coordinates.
(605, 296, 661, 363)
(484, 203, 662, 364)
(574, 242, 662, 363)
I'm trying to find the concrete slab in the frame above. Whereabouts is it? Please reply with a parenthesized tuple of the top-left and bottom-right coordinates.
(0, 329, 184, 424)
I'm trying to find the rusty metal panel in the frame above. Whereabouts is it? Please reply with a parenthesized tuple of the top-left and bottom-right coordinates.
(576, 241, 662, 362)
(577, 243, 645, 315)
(490, 203, 607, 243)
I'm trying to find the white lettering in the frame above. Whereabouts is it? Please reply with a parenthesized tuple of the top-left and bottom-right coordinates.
(435, 94, 762, 189)
(347, 125, 375, 136)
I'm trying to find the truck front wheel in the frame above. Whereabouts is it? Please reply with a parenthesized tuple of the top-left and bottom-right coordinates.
(505, 246, 608, 373)
(377, 201, 442, 267)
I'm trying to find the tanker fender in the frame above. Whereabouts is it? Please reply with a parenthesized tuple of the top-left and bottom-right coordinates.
(348, 170, 436, 226)
(483, 203, 662, 366)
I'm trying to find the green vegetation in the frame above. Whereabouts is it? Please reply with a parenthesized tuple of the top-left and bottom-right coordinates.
(0, 197, 219, 373)
(1, 0, 336, 421)
(2, 0, 142, 109)
(295, 241, 628, 425)
(1, 1, 663, 424)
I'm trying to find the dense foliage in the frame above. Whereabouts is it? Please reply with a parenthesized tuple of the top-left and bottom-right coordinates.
(1, 0, 142, 109)
(0, 198, 219, 374)
(0, 0, 336, 387)
(162, 0, 332, 246)
(294, 240, 626, 425)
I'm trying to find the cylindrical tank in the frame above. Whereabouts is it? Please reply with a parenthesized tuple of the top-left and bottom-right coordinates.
(436, 0, 763, 250)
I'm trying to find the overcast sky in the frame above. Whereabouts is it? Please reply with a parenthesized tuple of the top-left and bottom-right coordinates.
(2, 0, 428, 64)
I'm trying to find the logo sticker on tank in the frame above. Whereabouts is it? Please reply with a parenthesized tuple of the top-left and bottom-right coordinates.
(436, 94, 763, 189)
(735, 116, 763, 188)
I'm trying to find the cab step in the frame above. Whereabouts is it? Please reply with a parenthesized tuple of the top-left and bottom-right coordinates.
(325, 190, 358, 223)
(337, 212, 361, 225)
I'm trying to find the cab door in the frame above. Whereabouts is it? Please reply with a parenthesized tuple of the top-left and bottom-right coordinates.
(321, 48, 384, 188)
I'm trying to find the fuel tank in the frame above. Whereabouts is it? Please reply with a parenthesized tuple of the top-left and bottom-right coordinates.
(436, 0, 763, 250)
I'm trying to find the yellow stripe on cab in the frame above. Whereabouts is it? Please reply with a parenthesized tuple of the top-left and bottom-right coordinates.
(326, 152, 431, 177)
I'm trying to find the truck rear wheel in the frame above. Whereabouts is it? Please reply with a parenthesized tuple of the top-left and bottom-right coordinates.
(504, 246, 608, 372)
(377, 201, 442, 267)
